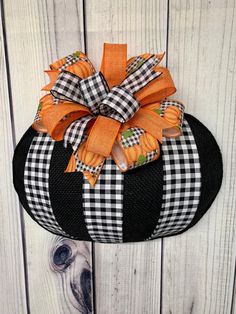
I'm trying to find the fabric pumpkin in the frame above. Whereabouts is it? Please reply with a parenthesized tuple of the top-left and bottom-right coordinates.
(12, 43, 223, 243)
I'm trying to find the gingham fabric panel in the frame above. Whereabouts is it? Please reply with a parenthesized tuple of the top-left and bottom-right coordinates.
(146, 118, 201, 239)
(24, 133, 74, 238)
(82, 156, 123, 243)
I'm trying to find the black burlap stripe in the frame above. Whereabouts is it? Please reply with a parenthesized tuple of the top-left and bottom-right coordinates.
(13, 127, 38, 220)
(122, 155, 163, 242)
(49, 141, 92, 241)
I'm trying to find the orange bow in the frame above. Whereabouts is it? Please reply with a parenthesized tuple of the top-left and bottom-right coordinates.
(32, 43, 184, 186)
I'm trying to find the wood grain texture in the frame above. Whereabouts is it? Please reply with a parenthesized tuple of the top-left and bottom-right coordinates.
(162, 1, 236, 313)
(85, 1, 167, 313)
(85, 0, 167, 69)
(2, 0, 236, 313)
(3, 1, 94, 313)
(0, 3, 28, 313)
(4, 0, 85, 141)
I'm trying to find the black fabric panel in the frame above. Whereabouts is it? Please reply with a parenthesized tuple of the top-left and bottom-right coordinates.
(177, 113, 223, 234)
(49, 141, 92, 241)
(149, 113, 223, 240)
(13, 127, 37, 220)
(122, 152, 163, 242)
(12, 127, 66, 237)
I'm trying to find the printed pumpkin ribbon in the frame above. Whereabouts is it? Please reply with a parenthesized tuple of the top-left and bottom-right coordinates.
(32, 49, 185, 186)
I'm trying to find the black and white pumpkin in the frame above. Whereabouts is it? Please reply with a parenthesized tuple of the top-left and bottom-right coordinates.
(13, 113, 223, 243)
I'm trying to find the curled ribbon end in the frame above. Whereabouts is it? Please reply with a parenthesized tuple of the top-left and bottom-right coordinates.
(157, 51, 166, 63)
(111, 141, 129, 172)
(163, 127, 182, 138)
(32, 121, 48, 133)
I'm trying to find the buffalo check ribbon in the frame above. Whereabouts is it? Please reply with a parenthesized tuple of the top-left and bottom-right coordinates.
(32, 46, 185, 186)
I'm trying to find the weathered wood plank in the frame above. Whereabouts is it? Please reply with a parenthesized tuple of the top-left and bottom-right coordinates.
(162, 1, 236, 313)
(4, 1, 94, 313)
(85, 0, 167, 67)
(85, 1, 168, 313)
(4, 0, 86, 141)
(232, 273, 236, 313)
(0, 3, 28, 313)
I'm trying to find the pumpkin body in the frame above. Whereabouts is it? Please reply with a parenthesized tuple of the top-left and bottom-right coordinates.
(13, 114, 223, 243)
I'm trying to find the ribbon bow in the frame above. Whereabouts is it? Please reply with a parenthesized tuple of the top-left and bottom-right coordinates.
(33, 45, 185, 186)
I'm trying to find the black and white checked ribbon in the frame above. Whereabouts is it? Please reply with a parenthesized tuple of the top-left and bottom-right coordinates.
(146, 119, 201, 239)
(24, 133, 76, 238)
(82, 156, 123, 243)
(63, 115, 94, 152)
(51, 71, 109, 110)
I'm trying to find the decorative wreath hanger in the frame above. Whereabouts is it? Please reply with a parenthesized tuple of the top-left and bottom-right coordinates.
(32, 43, 185, 186)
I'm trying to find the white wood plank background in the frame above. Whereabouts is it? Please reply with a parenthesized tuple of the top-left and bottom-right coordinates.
(0, 2, 28, 313)
(163, 2, 236, 314)
(0, 0, 235, 313)
(2, 1, 93, 313)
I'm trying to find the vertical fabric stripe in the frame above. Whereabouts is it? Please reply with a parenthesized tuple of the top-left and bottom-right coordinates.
(147, 119, 201, 239)
(24, 133, 74, 238)
(82, 156, 123, 243)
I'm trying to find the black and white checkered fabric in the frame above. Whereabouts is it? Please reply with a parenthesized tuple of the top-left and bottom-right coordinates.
(98, 56, 162, 123)
(99, 86, 140, 123)
(121, 127, 145, 148)
(50, 70, 85, 104)
(24, 133, 74, 238)
(74, 154, 103, 175)
(59, 54, 80, 71)
(160, 100, 185, 128)
(33, 108, 40, 123)
(82, 156, 123, 243)
(146, 149, 159, 162)
(79, 72, 109, 113)
(126, 56, 143, 75)
(146, 119, 201, 239)
(126, 54, 163, 76)
(122, 56, 161, 93)
(129, 148, 159, 170)
(51, 71, 109, 109)
(63, 115, 94, 152)
(58, 52, 94, 73)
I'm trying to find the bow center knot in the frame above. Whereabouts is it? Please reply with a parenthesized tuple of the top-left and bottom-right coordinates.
(99, 86, 140, 123)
